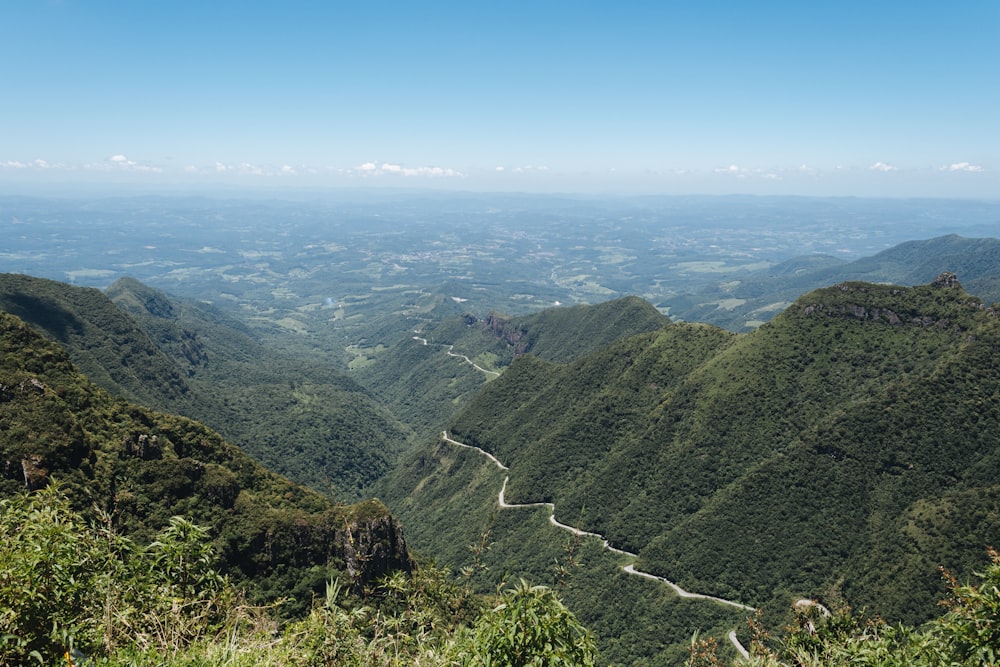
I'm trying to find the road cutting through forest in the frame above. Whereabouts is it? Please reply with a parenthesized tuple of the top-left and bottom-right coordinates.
(440, 430, 754, 659)
(412, 334, 501, 377)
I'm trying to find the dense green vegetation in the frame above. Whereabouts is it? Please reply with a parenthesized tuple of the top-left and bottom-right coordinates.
(0, 309, 409, 612)
(0, 274, 409, 499)
(377, 438, 751, 665)
(0, 273, 196, 412)
(1, 485, 596, 666)
(477, 296, 670, 365)
(5, 471, 999, 666)
(688, 548, 1000, 666)
(388, 275, 1000, 660)
(106, 276, 413, 499)
(358, 295, 669, 436)
(6, 254, 1000, 664)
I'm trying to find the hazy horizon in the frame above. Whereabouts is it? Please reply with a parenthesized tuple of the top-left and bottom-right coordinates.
(2, 2, 997, 198)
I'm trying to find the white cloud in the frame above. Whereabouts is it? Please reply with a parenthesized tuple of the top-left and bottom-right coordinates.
(1, 160, 29, 169)
(714, 164, 755, 179)
(85, 154, 162, 173)
(507, 164, 550, 174)
(280, 164, 296, 174)
(420, 166, 462, 177)
(349, 161, 463, 178)
(239, 162, 264, 175)
(495, 166, 505, 172)
(706, 164, 787, 181)
(944, 162, 985, 172)
(869, 161, 898, 172)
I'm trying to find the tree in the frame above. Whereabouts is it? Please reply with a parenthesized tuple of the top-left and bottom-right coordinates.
(465, 580, 597, 666)
(0, 484, 104, 663)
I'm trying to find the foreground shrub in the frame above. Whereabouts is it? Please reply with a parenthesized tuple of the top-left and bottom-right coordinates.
(1, 485, 598, 666)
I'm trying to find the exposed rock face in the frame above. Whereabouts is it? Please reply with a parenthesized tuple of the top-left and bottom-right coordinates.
(932, 271, 960, 288)
(236, 500, 412, 590)
(339, 503, 412, 585)
(21, 455, 47, 490)
(482, 312, 530, 356)
(123, 433, 162, 460)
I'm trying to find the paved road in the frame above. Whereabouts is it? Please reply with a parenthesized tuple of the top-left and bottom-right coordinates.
(440, 430, 755, 656)
(413, 334, 501, 377)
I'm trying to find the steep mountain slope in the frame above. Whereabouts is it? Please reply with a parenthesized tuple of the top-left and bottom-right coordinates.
(664, 234, 1000, 330)
(106, 277, 411, 498)
(639, 276, 1000, 623)
(479, 295, 670, 364)
(0, 274, 408, 499)
(358, 295, 669, 433)
(0, 310, 411, 606)
(409, 275, 998, 628)
(0, 273, 196, 412)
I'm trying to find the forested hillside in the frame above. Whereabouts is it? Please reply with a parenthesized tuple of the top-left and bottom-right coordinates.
(0, 274, 409, 499)
(106, 277, 412, 498)
(5, 245, 1000, 664)
(0, 310, 411, 605)
(390, 274, 1000, 648)
(0, 306, 601, 666)
(0, 273, 197, 412)
(358, 295, 669, 434)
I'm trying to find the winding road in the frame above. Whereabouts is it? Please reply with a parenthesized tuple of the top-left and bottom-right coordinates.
(440, 430, 754, 659)
(413, 334, 501, 377)
(415, 330, 831, 659)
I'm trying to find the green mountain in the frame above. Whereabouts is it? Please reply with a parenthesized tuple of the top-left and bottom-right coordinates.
(664, 234, 1000, 330)
(0, 274, 409, 499)
(0, 308, 411, 608)
(385, 273, 1000, 660)
(358, 295, 669, 433)
(106, 276, 411, 498)
(0, 273, 197, 413)
(478, 295, 670, 364)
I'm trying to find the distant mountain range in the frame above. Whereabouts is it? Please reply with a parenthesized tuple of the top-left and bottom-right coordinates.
(663, 234, 1000, 330)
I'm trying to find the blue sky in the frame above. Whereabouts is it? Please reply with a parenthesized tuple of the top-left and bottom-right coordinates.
(1, 1, 997, 196)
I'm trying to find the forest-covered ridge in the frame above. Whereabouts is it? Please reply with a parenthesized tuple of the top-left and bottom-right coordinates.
(0, 298, 601, 666)
(0, 308, 411, 614)
(400, 274, 1000, 635)
(4, 250, 1000, 664)
(356, 293, 670, 434)
(0, 273, 410, 499)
